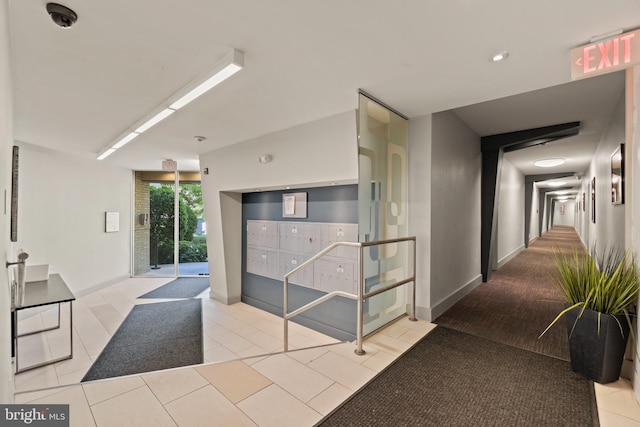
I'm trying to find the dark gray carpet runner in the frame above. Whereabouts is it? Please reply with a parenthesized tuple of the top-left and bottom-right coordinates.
(81, 299, 203, 382)
(317, 326, 597, 427)
(435, 226, 584, 361)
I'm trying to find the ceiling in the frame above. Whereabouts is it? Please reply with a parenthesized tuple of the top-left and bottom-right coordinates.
(7, 1, 639, 181)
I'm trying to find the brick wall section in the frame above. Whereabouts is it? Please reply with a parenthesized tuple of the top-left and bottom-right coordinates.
(134, 172, 150, 275)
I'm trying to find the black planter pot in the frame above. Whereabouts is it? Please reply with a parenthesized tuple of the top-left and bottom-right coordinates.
(565, 306, 630, 384)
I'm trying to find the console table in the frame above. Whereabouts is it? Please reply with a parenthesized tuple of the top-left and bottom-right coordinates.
(12, 274, 75, 374)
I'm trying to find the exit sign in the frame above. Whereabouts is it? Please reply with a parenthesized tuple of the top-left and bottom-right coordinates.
(571, 29, 640, 80)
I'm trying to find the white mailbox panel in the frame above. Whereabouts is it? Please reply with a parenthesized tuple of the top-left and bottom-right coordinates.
(246, 248, 279, 279)
(247, 220, 279, 249)
(279, 222, 319, 254)
(313, 258, 357, 294)
(246, 219, 357, 292)
(319, 223, 359, 259)
(279, 252, 313, 287)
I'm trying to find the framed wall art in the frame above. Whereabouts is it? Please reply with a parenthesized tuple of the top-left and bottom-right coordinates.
(10, 146, 19, 242)
(611, 144, 624, 205)
(591, 177, 596, 224)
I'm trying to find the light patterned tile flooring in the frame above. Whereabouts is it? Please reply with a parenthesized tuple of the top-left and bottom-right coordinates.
(11, 277, 640, 426)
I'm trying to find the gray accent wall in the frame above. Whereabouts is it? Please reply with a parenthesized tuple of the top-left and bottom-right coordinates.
(241, 185, 358, 341)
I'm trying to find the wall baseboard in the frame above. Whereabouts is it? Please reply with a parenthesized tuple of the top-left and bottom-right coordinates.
(497, 245, 525, 269)
(429, 274, 483, 321)
(209, 290, 240, 305)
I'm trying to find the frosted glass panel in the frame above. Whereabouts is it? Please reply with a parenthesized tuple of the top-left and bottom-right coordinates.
(357, 93, 409, 335)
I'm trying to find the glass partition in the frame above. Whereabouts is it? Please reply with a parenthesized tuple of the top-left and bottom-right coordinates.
(357, 92, 410, 335)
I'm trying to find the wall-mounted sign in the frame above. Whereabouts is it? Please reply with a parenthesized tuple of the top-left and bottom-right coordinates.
(282, 192, 307, 218)
(571, 29, 640, 80)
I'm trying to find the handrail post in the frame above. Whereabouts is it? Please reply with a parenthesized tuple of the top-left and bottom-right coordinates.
(283, 276, 289, 352)
(282, 237, 417, 354)
(410, 238, 417, 321)
(355, 245, 366, 355)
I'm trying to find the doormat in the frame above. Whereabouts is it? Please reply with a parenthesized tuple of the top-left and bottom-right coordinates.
(81, 299, 203, 382)
(138, 277, 210, 299)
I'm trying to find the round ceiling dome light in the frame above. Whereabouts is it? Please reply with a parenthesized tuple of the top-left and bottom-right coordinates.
(548, 181, 567, 187)
(533, 158, 565, 168)
(490, 51, 509, 62)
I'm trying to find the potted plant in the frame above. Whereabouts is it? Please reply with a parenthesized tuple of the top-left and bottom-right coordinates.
(539, 247, 639, 384)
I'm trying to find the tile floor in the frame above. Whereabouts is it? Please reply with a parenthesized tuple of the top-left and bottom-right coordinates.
(11, 277, 640, 426)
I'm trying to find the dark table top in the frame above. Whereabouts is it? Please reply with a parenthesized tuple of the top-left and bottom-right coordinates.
(15, 273, 75, 310)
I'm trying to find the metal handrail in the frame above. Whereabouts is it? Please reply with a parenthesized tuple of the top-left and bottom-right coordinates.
(283, 236, 417, 355)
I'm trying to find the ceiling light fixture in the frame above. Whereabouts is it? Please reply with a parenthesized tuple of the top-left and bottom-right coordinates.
(533, 158, 565, 168)
(97, 48, 244, 160)
(490, 51, 509, 62)
(548, 181, 567, 187)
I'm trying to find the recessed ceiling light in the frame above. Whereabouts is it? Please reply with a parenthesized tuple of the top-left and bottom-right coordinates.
(548, 181, 567, 187)
(490, 51, 509, 62)
(533, 158, 565, 168)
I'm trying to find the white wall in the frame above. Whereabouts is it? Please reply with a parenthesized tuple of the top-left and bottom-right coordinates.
(529, 182, 540, 242)
(629, 65, 640, 405)
(578, 88, 626, 253)
(574, 188, 588, 247)
(12, 143, 132, 295)
(0, 0, 14, 402)
(428, 111, 482, 319)
(552, 200, 576, 227)
(199, 111, 358, 303)
(408, 114, 432, 320)
(497, 157, 525, 267)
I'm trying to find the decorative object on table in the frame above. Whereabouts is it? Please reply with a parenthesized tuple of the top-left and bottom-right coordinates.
(539, 247, 639, 383)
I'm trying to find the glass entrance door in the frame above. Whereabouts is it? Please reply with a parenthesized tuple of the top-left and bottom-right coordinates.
(133, 171, 206, 277)
(177, 180, 208, 276)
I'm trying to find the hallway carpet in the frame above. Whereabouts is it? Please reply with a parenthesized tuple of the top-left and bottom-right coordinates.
(435, 226, 585, 361)
(317, 326, 597, 427)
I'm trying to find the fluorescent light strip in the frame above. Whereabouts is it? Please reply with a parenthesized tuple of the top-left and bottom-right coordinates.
(135, 108, 176, 133)
(97, 148, 116, 160)
(112, 132, 140, 149)
(97, 49, 244, 160)
(169, 63, 242, 110)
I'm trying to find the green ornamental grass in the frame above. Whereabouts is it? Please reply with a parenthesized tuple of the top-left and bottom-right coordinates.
(539, 247, 639, 339)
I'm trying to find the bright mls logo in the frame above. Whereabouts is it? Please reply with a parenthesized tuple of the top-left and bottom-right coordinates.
(0, 405, 69, 427)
